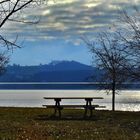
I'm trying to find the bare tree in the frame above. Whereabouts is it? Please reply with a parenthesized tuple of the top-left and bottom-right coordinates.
(0, 0, 47, 74)
(115, 8, 140, 80)
(84, 32, 129, 111)
(0, 0, 48, 49)
(0, 52, 9, 74)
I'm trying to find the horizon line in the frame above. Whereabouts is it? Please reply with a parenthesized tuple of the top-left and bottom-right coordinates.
(0, 82, 139, 85)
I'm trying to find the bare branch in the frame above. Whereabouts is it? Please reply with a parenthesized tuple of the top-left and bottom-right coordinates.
(83, 32, 130, 111)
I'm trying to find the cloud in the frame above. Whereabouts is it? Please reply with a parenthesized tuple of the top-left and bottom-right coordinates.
(1, 0, 140, 42)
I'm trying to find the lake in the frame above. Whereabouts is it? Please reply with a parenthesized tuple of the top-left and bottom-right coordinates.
(0, 90, 140, 111)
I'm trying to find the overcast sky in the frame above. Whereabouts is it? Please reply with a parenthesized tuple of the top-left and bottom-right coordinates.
(2, 0, 140, 66)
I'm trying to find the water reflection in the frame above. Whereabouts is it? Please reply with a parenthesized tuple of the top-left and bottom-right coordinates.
(0, 90, 139, 111)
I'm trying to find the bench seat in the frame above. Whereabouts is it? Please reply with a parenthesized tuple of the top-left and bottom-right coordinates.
(42, 104, 106, 118)
(42, 105, 106, 109)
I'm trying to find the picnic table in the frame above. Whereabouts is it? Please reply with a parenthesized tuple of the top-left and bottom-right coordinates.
(43, 97, 105, 118)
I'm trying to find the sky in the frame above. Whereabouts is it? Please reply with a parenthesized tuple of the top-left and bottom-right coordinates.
(1, 0, 140, 66)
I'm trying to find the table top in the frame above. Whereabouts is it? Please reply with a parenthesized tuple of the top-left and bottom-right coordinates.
(44, 97, 104, 99)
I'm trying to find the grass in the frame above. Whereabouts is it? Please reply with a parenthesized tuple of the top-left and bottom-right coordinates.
(0, 107, 139, 140)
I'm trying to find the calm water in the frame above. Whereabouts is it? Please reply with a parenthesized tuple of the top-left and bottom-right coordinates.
(0, 90, 140, 111)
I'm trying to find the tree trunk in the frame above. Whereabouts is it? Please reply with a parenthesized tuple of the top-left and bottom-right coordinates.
(112, 81, 116, 111)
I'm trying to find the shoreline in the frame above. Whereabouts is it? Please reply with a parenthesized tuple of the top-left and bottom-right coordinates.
(0, 106, 140, 112)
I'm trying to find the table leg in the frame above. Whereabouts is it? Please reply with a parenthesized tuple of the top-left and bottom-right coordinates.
(84, 100, 88, 117)
(57, 100, 61, 118)
(54, 99, 62, 117)
(89, 101, 93, 117)
(54, 101, 58, 116)
(84, 98, 93, 118)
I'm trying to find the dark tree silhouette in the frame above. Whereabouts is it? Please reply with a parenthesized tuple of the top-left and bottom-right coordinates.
(0, 0, 48, 49)
(84, 33, 129, 111)
(0, 0, 47, 74)
(115, 8, 140, 80)
(0, 52, 9, 74)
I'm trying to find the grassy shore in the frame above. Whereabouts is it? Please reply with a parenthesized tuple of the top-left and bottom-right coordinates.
(0, 107, 139, 140)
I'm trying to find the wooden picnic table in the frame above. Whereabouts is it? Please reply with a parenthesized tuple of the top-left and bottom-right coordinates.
(43, 97, 104, 118)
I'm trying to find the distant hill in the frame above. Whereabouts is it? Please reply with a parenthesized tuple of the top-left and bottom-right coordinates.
(0, 60, 100, 82)
(0, 60, 139, 89)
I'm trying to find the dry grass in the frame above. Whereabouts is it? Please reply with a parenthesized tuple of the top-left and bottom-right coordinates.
(0, 107, 139, 140)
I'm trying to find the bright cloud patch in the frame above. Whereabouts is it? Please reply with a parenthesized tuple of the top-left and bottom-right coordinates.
(1, 0, 140, 42)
